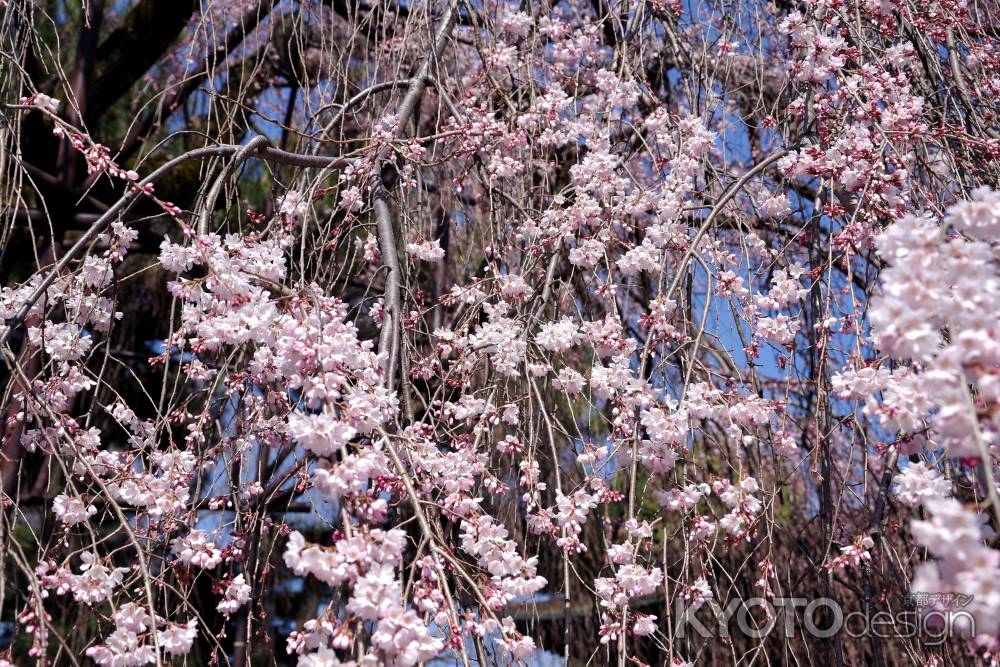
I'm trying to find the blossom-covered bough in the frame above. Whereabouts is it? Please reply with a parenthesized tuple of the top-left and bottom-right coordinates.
(1, 0, 1000, 664)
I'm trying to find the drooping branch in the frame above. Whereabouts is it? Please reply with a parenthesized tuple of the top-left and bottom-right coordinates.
(0, 141, 353, 352)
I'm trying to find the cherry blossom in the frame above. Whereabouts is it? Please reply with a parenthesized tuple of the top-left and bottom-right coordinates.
(6, 0, 1000, 664)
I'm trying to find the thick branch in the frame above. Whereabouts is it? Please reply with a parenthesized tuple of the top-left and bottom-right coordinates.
(87, 0, 200, 122)
(372, 0, 459, 392)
